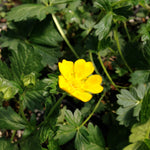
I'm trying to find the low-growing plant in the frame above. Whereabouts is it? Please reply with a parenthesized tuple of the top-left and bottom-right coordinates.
(0, 0, 150, 149)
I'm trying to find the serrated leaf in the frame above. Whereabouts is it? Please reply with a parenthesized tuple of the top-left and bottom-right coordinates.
(21, 80, 48, 111)
(6, 4, 57, 22)
(0, 78, 21, 100)
(85, 123, 105, 150)
(29, 19, 62, 47)
(94, 12, 113, 40)
(20, 135, 42, 150)
(0, 138, 18, 150)
(129, 70, 150, 85)
(37, 125, 55, 143)
(21, 72, 36, 87)
(116, 85, 146, 127)
(123, 119, 150, 150)
(55, 124, 76, 145)
(138, 19, 150, 43)
(0, 106, 27, 130)
(75, 126, 89, 150)
(94, 0, 111, 11)
(65, 109, 83, 127)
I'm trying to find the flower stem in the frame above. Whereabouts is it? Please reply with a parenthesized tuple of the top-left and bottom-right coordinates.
(97, 52, 119, 91)
(123, 22, 131, 41)
(89, 51, 100, 75)
(79, 93, 105, 128)
(114, 29, 132, 73)
(52, 14, 79, 59)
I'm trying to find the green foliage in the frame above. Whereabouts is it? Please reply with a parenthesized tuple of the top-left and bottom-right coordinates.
(123, 119, 150, 150)
(129, 70, 150, 85)
(94, 12, 113, 40)
(55, 109, 83, 145)
(116, 84, 146, 127)
(0, 0, 150, 149)
(0, 107, 27, 130)
(0, 138, 18, 150)
(6, 4, 57, 22)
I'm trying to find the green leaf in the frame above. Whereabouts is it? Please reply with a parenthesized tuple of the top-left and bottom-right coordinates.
(55, 109, 83, 145)
(116, 85, 146, 127)
(144, 139, 150, 148)
(20, 135, 42, 150)
(29, 19, 63, 47)
(47, 139, 61, 150)
(55, 124, 76, 145)
(140, 88, 150, 123)
(21, 80, 48, 111)
(94, 0, 111, 11)
(123, 119, 150, 150)
(129, 70, 150, 86)
(75, 126, 89, 150)
(85, 123, 105, 150)
(94, 12, 113, 40)
(65, 109, 83, 127)
(21, 72, 36, 87)
(6, 4, 57, 22)
(10, 44, 43, 81)
(0, 106, 27, 130)
(0, 78, 21, 100)
(138, 19, 150, 43)
(0, 138, 18, 150)
(0, 60, 12, 80)
(37, 125, 55, 143)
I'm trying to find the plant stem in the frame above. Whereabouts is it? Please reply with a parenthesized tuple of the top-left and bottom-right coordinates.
(38, 93, 67, 127)
(114, 29, 132, 73)
(11, 130, 16, 142)
(47, 93, 66, 120)
(97, 52, 119, 91)
(79, 93, 105, 128)
(89, 51, 100, 75)
(52, 14, 79, 59)
(19, 100, 32, 128)
(123, 22, 131, 41)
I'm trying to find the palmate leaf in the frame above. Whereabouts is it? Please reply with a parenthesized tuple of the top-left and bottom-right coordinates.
(0, 106, 27, 130)
(129, 70, 150, 86)
(55, 109, 83, 145)
(6, 4, 57, 22)
(0, 18, 63, 67)
(94, 0, 111, 11)
(116, 84, 146, 127)
(94, 12, 113, 40)
(123, 119, 150, 150)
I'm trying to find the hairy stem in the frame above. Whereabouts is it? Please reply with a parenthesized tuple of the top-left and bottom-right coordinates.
(97, 52, 119, 91)
(52, 14, 79, 59)
(89, 51, 100, 75)
(123, 22, 131, 41)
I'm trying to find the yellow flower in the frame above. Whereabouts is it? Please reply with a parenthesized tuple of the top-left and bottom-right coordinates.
(58, 59, 103, 102)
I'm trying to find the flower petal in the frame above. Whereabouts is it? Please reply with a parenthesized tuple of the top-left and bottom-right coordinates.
(59, 75, 71, 93)
(71, 90, 92, 102)
(83, 75, 103, 94)
(74, 59, 94, 80)
(58, 59, 74, 80)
